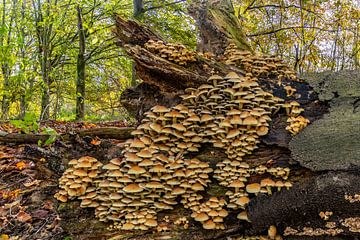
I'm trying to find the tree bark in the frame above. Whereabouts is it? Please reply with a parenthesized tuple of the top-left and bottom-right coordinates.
(76, 5, 86, 120)
(188, 0, 253, 55)
(109, 8, 360, 240)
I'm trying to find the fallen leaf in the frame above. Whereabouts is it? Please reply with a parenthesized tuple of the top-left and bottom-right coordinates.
(15, 161, 26, 170)
(0, 207, 7, 217)
(32, 209, 49, 219)
(17, 211, 32, 222)
(23, 180, 41, 187)
(0, 234, 9, 240)
(0, 152, 12, 159)
(90, 138, 101, 145)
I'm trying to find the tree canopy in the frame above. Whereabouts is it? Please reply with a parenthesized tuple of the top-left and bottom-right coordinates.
(0, 0, 358, 120)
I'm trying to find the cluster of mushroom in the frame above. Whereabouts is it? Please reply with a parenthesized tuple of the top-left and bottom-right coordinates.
(284, 226, 344, 236)
(94, 154, 213, 229)
(319, 211, 333, 221)
(54, 156, 102, 204)
(223, 43, 297, 83)
(56, 70, 303, 232)
(344, 194, 360, 203)
(181, 71, 283, 159)
(341, 217, 360, 233)
(180, 72, 294, 215)
(191, 197, 228, 230)
(283, 101, 310, 135)
(91, 100, 214, 229)
(144, 39, 196, 65)
(284, 85, 296, 97)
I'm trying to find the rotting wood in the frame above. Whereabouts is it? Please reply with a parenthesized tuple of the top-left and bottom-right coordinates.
(0, 127, 134, 144)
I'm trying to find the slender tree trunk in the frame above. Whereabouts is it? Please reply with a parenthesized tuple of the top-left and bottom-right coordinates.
(76, 5, 86, 120)
(18, 0, 27, 119)
(130, 0, 144, 87)
(133, 0, 143, 18)
(1, 0, 9, 119)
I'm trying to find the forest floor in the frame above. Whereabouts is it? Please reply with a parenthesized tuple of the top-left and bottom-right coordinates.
(0, 121, 131, 240)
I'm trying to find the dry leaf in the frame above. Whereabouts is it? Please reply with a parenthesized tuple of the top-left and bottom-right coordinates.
(17, 211, 32, 222)
(90, 138, 101, 145)
(0, 234, 9, 240)
(15, 161, 26, 170)
(23, 180, 41, 188)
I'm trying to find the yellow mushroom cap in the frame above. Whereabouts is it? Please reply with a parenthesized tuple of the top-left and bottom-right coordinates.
(123, 184, 143, 193)
(195, 212, 209, 222)
(246, 183, 261, 194)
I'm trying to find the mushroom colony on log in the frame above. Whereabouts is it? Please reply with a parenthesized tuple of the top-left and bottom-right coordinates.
(55, 42, 311, 235)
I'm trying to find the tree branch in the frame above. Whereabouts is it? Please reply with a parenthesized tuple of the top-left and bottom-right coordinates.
(247, 26, 337, 37)
(145, 0, 186, 12)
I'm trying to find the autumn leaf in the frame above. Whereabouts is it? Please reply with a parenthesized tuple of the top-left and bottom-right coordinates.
(17, 211, 32, 222)
(16, 161, 26, 170)
(0, 234, 9, 240)
(90, 138, 101, 145)
(0, 152, 12, 159)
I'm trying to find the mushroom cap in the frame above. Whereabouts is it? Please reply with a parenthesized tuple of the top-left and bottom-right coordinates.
(243, 116, 259, 126)
(138, 159, 154, 167)
(103, 163, 120, 170)
(123, 184, 143, 193)
(268, 225, 277, 238)
(227, 129, 241, 138)
(144, 219, 158, 227)
(145, 181, 164, 189)
(164, 110, 184, 118)
(195, 212, 209, 222)
(236, 196, 250, 206)
(73, 169, 87, 177)
(122, 222, 135, 230)
(171, 187, 185, 195)
(137, 149, 153, 158)
(150, 123, 162, 133)
(229, 180, 245, 188)
(172, 123, 187, 131)
(79, 156, 98, 163)
(257, 126, 269, 136)
(128, 166, 146, 175)
(237, 211, 249, 221)
(208, 74, 223, 80)
(68, 159, 78, 165)
(224, 72, 240, 79)
(130, 138, 146, 148)
(246, 183, 261, 194)
(149, 164, 167, 173)
(218, 209, 228, 217)
(203, 219, 216, 229)
(152, 105, 169, 113)
(201, 114, 214, 122)
(260, 178, 275, 187)
(77, 161, 92, 168)
(191, 183, 205, 191)
(125, 152, 142, 162)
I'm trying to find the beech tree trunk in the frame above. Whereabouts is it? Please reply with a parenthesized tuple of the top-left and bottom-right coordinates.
(76, 5, 86, 120)
(58, 1, 360, 239)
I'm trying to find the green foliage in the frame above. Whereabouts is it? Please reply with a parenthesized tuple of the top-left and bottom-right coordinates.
(10, 113, 58, 146)
(40, 127, 58, 146)
(10, 113, 39, 134)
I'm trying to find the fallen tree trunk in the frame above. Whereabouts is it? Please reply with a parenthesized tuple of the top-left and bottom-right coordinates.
(57, 1, 359, 239)
(0, 127, 134, 144)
